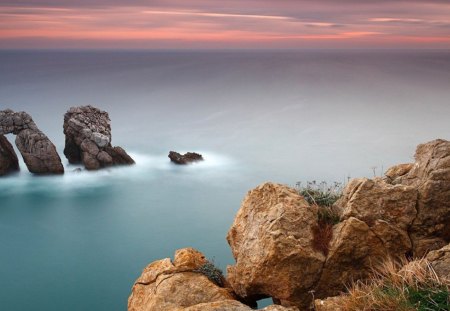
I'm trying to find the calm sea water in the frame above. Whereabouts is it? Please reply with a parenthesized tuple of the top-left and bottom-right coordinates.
(0, 50, 449, 310)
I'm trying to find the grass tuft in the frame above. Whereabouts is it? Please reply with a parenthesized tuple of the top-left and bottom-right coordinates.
(194, 260, 225, 287)
(296, 181, 343, 256)
(325, 258, 450, 311)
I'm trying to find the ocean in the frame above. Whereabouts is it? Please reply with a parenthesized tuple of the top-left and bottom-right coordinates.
(0, 50, 449, 310)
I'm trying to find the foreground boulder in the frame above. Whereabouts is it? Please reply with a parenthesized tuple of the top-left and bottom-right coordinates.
(128, 248, 297, 311)
(0, 109, 64, 174)
(225, 182, 411, 307)
(227, 182, 325, 308)
(168, 151, 203, 165)
(63, 106, 134, 170)
(0, 135, 19, 175)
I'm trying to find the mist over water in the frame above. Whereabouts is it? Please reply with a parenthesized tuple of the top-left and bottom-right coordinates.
(0, 50, 449, 310)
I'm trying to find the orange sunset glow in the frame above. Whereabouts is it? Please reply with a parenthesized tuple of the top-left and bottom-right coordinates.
(1, 1, 450, 49)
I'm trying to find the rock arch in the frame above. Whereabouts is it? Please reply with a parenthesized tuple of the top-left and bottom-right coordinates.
(0, 109, 64, 175)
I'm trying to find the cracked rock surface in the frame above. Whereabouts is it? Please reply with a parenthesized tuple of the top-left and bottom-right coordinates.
(224, 139, 449, 308)
(128, 247, 298, 311)
(0, 109, 63, 175)
(63, 105, 134, 170)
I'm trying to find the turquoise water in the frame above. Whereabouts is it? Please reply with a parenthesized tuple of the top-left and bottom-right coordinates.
(1, 50, 450, 310)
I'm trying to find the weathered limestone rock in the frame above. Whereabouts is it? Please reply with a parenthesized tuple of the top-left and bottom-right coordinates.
(0, 109, 64, 174)
(0, 135, 19, 175)
(128, 247, 298, 311)
(169, 151, 204, 165)
(226, 182, 325, 308)
(337, 178, 417, 231)
(128, 248, 235, 311)
(63, 106, 134, 170)
(334, 177, 417, 258)
(426, 242, 450, 280)
(385, 139, 450, 256)
(384, 163, 414, 184)
(314, 296, 343, 311)
(314, 217, 388, 298)
(183, 300, 298, 311)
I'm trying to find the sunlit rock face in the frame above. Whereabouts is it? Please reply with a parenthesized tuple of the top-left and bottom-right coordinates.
(383, 139, 450, 257)
(226, 182, 325, 309)
(128, 248, 299, 311)
(0, 109, 64, 175)
(63, 105, 134, 170)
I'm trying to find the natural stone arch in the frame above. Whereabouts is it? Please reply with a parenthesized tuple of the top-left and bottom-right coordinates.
(0, 109, 64, 175)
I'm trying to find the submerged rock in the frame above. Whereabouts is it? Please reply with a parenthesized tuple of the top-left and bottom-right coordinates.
(0, 109, 64, 175)
(168, 151, 203, 165)
(63, 106, 134, 170)
(0, 135, 19, 175)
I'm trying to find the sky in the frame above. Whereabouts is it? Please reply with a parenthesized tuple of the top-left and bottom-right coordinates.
(0, 0, 450, 49)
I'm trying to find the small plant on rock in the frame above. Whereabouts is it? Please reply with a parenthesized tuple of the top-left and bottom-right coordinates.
(194, 260, 225, 287)
(296, 181, 343, 256)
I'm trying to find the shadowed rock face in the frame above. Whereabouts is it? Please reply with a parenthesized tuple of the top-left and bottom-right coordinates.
(0, 109, 64, 175)
(0, 135, 19, 175)
(168, 151, 204, 165)
(63, 106, 134, 170)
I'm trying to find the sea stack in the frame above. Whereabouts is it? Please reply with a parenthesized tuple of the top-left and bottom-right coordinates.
(0, 109, 64, 175)
(63, 105, 135, 170)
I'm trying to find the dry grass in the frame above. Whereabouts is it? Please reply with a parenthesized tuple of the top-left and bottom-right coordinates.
(325, 258, 449, 311)
(312, 220, 334, 256)
(297, 181, 343, 256)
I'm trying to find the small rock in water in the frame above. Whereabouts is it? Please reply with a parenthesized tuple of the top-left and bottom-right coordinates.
(73, 168, 82, 173)
(168, 151, 204, 165)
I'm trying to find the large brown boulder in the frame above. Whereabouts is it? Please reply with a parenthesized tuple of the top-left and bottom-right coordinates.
(334, 178, 417, 258)
(226, 182, 325, 308)
(0, 135, 19, 176)
(63, 106, 134, 170)
(384, 139, 450, 256)
(0, 109, 63, 174)
(313, 217, 388, 298)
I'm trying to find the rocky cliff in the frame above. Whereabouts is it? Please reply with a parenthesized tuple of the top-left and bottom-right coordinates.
(129, 139, 449, 310)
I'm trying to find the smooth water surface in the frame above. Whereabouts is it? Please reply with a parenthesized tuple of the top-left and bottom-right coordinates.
(0, 50, 449, 310)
